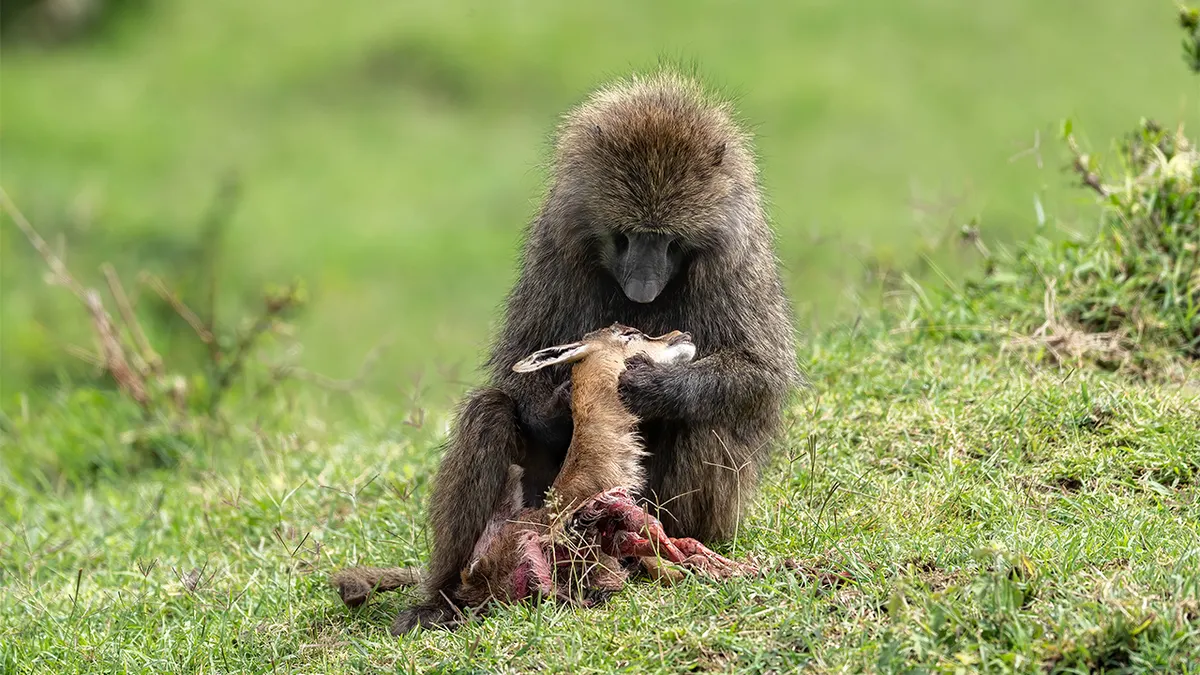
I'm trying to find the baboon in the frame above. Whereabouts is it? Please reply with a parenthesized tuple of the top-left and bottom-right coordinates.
(396, 70, 798, 633)
(331, 325, 753, 619)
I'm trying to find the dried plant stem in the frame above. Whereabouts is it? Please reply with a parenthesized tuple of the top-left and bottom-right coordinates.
(85, 289, 151, 408)
(140, 272, 215, 345)
(103, 263, 162, 375)
(1065, 135, 1110, 198)
(1, 187, 88, 299)
(210, 287, 300, 410)
(1005, 278, 1128, 367)
(2, 187, 151, 410)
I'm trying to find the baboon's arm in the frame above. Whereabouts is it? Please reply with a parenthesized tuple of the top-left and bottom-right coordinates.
(618, 349, 788, 425)
(423, 389, 525, 593)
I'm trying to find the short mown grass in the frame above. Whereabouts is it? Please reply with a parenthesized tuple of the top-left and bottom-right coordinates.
(3, 322, 1197, 673)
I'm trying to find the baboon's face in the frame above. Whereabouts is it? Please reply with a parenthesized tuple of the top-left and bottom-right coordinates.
(566, 99, 740, 304)
(602, 231, 685, 304)
(588, 159, 730, 304)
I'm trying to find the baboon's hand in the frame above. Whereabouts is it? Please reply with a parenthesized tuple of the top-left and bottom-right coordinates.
(517, 378, 574, 443)
(623, 352, 655, 371)
(618, 356, 684, 419)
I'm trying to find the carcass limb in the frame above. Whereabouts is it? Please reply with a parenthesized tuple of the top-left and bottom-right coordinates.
(573, 487, 757, 578)
(511, 531, 555, 601)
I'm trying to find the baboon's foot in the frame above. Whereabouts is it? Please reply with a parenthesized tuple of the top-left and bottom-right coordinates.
(390, 601, 462, 635)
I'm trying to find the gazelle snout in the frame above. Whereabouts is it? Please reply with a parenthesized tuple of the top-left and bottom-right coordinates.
(636, 330, 696, 366)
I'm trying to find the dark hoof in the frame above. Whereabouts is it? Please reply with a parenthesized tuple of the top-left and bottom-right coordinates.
(329, 572, 373, 608)
(337, 585, 371, 608)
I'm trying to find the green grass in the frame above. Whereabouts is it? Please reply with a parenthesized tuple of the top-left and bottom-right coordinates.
(3, 323, 1198, 673)
(2, 0, 1197, 399)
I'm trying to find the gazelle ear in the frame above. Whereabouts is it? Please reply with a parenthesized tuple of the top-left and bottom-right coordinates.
(512, 342, 592, 373)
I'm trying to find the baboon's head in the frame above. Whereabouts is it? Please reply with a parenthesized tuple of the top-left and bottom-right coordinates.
(552, 72, 757, 304)
(511, 323, 696, 374)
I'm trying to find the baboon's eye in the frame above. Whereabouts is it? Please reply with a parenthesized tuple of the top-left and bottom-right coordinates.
(613, 232, 630, 254)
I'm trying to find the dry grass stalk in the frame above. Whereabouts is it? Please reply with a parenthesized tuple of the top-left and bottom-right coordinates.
(102, 262, 162, 375)
(1005, 279, 1130, 367)
(4, 184, 376, 431)
(140, 271, 215, 345)
(2, 187, 153, 411)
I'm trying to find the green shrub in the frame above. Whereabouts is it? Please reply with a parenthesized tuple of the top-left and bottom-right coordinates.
(912, 17, 1199, 372)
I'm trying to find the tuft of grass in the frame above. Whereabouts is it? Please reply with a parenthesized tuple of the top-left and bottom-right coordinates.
(3, 321, 1197, 673)
(904, 10, 1200, 376)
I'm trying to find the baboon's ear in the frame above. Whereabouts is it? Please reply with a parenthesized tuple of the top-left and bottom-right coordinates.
(512, 342, 592, 373)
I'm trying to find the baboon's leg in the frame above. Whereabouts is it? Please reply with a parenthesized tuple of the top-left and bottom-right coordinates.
(647, 427, 760, 543)
(391, 387, 524, 635)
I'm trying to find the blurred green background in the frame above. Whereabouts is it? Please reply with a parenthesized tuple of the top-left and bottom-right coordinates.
(2, 0, 1196, 408)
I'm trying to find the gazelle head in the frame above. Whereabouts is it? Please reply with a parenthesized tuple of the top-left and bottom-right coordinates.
(512, 323, 696, 374)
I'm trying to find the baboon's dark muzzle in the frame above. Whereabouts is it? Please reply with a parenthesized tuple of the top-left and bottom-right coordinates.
(615, 232, 680, 304)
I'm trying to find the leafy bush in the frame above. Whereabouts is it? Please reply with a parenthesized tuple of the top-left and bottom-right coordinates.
(911, 14, 1199, 373)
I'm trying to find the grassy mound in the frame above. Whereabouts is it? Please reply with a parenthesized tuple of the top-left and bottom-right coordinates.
(914, 8, 1200, 374)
